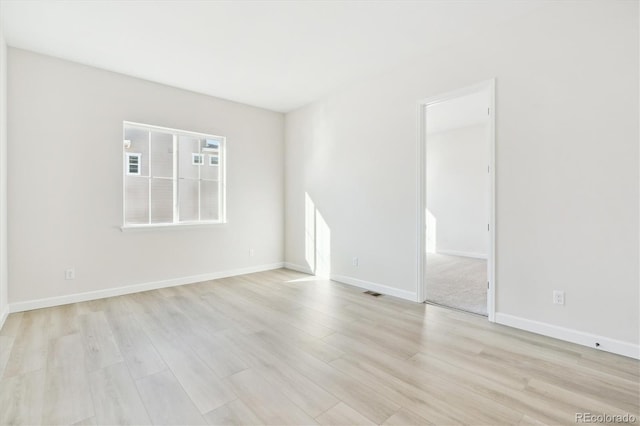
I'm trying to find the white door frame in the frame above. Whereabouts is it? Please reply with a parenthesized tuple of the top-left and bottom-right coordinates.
(416, 79, 496, 322)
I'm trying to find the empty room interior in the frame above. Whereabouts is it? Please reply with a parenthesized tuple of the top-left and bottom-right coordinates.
(0, 1, 638, 425)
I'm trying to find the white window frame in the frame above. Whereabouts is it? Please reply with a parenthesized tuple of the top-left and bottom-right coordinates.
(192, 153, 204, 165)
(125, 152, 142, 176)
(209, 154, 219, 166)
(122, 121, 227, 230)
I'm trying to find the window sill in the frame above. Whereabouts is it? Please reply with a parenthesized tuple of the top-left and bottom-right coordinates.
(120, 221, 227, 232)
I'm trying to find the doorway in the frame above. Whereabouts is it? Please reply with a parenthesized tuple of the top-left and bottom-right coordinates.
(417, 80, 495, 320)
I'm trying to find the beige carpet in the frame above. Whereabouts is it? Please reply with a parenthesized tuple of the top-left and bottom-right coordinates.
(426, 253, 487, 316)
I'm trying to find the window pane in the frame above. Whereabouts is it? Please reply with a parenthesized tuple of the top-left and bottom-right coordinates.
(124, 127, 149, 176)
(151, 131, 173, 178)
(200, 180, 219, 221)
(126, 153, 141, 175)
(124, 176, 149, 224)
(201, 155, 219, 181)
(192, 153, 204, 165)
(179, 179, 199, 222)
(203, 138, 220, 150)
(150, 178, 173, 224)
(178, 136, 200, 180)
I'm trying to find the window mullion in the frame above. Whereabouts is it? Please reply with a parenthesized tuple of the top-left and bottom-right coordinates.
(218, 142, 222, 221)
(173, 133, 179, 223)
(147, 130, 151, 225)
(223, 141, 226, 221)
(198, 140, 202, 222)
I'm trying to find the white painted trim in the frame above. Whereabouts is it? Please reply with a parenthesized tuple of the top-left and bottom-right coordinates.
(121, 221, 227, 232)
(416, 78, 496, 321)
(487, 79, 496, 322)
(283, 262, 314, 274)
(419, 80, 495, 106)
(0, 305, 8, 332)
(495, 313, 640, 360)
(435, 249, 488, 259)
(8, 262, 284, 313)
(123, 121, 225, 140)
(416, 94, 426, 304)
(330, 274, 417, 302)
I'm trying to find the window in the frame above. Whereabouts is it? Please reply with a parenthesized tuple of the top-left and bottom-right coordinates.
(122, 122, 226, 228)
(126, 152, 141, 175)
(191, 153, 204, 165)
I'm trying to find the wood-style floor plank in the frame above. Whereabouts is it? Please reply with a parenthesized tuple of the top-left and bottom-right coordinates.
(47, 303, 80, 340)
(193, 333, 249, 379)
(251, 329, 401, 424)
(141, 323, 237, 414)
(219, 329, 339, 418)
(204, 398, 264, 426)
(0, 334, 14, 379)
(0, 312, 23, 337)
(226, 368, 318, 425)
(88, 362, 151, 425)
(42, 333, 95, 425)
(135, 369, 208, 425)
(3, 309, 49, 378)
(72, 416, 97, 426)
(0, 268, 637, 426)
(79, 311, 123, 372)
(0, 368, 45, 425)
(315, 402, 376, 425)
(104, 311, 166, 380)
(382, 408, 433, 426)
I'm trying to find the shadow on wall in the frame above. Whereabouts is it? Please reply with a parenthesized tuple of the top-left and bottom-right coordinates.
(305, 192, 331, 277)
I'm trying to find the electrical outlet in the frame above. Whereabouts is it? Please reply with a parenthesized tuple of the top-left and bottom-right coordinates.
(352, 257, 359, 267)
(249, 248, 255, 257)
(553, 290, 564, 305)
(65, 268, 75, 280)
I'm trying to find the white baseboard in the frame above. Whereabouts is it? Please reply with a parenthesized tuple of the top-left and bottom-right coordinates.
(330, 273, 417, 302)
(9, 262, 284, 313)
(495, 313, 639, 360)
(283, 262, 313, 274)
(0, 305, 8, 332)
(435, 249, 487, 259)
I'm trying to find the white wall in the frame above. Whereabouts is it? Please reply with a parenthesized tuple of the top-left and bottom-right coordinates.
(426, 124, 488, 258)
(285, 1, 639, 349)
(0, 9, 8, 322)
(8, 48, 284, 304)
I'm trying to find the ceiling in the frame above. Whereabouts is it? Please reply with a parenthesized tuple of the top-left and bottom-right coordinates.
(426, 90, 490, 134)
(1, 1, 541, 112)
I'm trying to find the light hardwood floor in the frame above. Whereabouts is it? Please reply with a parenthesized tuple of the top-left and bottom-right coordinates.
(0, 269, 638, 425)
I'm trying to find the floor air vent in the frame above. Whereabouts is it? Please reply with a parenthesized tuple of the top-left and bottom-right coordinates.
(364, 290, 382, 297)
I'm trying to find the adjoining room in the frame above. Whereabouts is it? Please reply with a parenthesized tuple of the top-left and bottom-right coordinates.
(424, 86, 492, 316)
